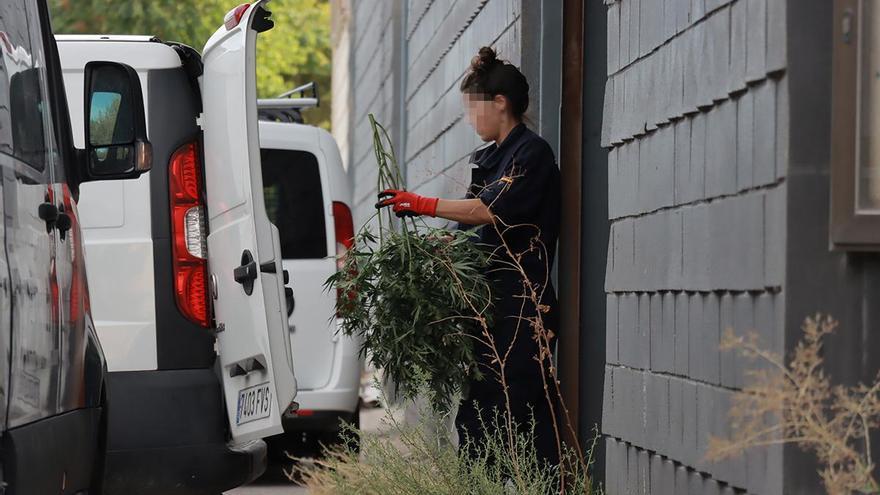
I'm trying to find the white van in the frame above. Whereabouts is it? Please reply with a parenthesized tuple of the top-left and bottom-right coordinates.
(56, 2, 299, 493)
(256, 101, 362, 454)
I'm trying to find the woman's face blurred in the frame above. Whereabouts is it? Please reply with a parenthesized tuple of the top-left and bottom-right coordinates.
(463, 93, 507, 143)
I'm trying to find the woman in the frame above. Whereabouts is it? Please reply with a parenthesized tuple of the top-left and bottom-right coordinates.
(376, 47, 561, 464)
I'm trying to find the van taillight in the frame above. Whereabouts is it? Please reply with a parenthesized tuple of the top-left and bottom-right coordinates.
(170, 141, 210, 328)
(333, 201, 354, 264)
(332, 201, 355, 315)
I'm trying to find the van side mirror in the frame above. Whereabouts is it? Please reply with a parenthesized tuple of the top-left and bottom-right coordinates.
(81, 61, 151, 181)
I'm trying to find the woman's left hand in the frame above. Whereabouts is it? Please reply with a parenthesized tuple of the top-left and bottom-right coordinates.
(376, 189, 439, 217)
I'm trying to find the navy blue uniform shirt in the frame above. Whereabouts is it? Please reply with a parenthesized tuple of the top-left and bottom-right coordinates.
(466, 123, 560, 295)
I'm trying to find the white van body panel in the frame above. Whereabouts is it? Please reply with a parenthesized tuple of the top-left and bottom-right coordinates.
(258, 121, 360, 413)
(201, 0, 297, 443)
(57, 39, 176, 371)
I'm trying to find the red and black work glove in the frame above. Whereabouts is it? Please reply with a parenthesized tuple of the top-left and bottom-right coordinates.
(375, 189, 439, 217)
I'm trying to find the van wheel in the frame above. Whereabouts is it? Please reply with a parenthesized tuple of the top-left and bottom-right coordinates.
(317, 404, 361, 457)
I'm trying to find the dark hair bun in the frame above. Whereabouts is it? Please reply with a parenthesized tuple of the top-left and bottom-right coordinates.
(471, 46, 499, 72)
(460, 45, 530, 119)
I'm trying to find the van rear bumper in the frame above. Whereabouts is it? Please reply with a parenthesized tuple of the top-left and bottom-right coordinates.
(102, 369, 267, 495)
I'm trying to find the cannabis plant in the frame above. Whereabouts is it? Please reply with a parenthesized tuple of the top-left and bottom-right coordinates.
(327, 114, 493, 412)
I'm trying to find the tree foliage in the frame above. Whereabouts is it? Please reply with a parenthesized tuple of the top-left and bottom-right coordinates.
(49, 0, 331, 128)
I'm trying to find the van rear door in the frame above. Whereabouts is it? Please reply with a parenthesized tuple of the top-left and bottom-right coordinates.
(201, 1, 297, 443)
(259, 123, 337, 390)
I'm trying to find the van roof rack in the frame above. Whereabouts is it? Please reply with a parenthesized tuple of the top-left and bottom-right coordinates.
(257, 82, 319, 124)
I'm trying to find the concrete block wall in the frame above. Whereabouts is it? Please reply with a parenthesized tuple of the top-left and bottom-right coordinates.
(601, 0, 787, 493)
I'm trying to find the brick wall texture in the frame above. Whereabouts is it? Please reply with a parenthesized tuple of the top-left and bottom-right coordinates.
(601, 0, 788, 493)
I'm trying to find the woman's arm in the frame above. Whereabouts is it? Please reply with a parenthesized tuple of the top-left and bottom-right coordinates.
(435, 198, 494, 226)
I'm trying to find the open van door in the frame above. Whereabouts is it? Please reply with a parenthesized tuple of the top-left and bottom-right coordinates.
(201, 0, 297, 443)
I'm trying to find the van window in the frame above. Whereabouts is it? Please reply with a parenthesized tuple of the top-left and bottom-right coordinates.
(261, 148, 328, 259)
(0, 0, 55, 172)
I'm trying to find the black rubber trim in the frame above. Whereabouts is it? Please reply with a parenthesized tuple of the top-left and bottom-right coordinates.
(147, 68, 215, 369)
(3, 407, 102, 495)
(101, 369, 266, 494)
(103, 439, 266, 495)
(280, 409, 358, 433)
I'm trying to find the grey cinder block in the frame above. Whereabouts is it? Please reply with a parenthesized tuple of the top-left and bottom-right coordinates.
(607, 294, 620, 364)
(745, 0, 767, 82)
(728, 0, 748, 95)
(735, 91, 755, 191)
(753, 80, 777, 187)
(674, 293, 690, 375)
(705, 99, 738, 199)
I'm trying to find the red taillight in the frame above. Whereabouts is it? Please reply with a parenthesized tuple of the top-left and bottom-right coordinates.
(170, 142, 210, 328)
(224, 3, 250, 30)
(332, 202, 355, 316)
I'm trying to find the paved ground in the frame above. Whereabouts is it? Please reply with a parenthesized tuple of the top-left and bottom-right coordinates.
(225, 407, 389, 495)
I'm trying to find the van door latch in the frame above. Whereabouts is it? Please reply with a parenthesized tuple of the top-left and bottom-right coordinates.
(233, 250, 258, 295)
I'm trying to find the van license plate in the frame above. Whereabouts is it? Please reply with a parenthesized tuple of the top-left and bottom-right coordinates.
(236, 382, 273, 426)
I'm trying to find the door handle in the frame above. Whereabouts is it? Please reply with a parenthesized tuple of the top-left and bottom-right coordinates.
(233, 250, 258, 295)
(37, 202, 58, 232)
(285, 286, 294, 316)
(56, 205, 72, 241)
